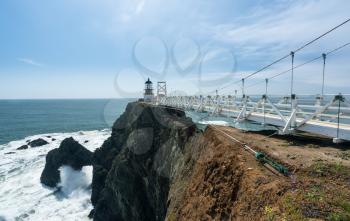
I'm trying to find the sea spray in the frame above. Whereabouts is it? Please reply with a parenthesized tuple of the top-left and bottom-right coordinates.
(0, 130, 110, 221)
(58, 166, 93, 197)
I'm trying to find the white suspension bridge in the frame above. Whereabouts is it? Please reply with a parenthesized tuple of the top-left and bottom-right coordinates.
(153, 19, 350, 143)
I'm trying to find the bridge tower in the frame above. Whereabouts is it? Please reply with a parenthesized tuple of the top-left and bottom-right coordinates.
(157, 81, 167, 104)
(144, 78, 154, 103)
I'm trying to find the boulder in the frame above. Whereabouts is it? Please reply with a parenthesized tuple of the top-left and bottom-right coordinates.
(17, 145, 29, 150)
(28, 138, 49, 147)
(40, 137, 93, 187)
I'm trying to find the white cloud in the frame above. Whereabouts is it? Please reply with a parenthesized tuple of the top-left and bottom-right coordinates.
(135, 0, 145, 14)
(17, 58, 44, 67)
(118, 0, 146, 23)
(210, 0, 350, 59)
(192, 0, 350, 94)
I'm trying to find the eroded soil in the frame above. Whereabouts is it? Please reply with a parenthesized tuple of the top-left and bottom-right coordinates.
(167, 126, 350, 221)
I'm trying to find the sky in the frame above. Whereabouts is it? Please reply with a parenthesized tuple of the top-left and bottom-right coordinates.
(0, 0, 349, 99)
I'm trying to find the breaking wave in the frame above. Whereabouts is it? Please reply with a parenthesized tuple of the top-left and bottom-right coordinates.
(0, 130, 110, 221)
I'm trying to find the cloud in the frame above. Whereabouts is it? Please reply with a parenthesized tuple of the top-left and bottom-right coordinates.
(17, 58, 44, 67)
(135, 0, 145, 14)
(209, 0, 350, 60)
(119, 0, 146, 22)
(192, 0, 350, 94)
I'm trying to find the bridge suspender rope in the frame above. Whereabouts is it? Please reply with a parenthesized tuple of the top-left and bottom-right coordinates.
(337, 97, 341, 139)
(322, 53, 327, 98)
(335, 94, 345, 140)
(241, 79, 245, 96)
(244, 42, 350, 91)
(290, 51, 295, 96)
(205, 18, 350, 96)
(162, 20, 350, 143)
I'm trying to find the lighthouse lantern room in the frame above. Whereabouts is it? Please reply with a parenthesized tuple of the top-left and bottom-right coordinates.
(144, 78, 154, 103)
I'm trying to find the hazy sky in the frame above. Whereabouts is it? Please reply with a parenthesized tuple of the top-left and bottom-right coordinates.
(0, 0, 349, 99)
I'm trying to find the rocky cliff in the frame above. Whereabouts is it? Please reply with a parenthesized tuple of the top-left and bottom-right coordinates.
(90, 102, 350, 221)
(90, 102, 199, 221)
(90, 102, 289, 221)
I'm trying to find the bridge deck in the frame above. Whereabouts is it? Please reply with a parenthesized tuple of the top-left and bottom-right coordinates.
(205, 106, 350, 141)
(160, 94, 350, 142)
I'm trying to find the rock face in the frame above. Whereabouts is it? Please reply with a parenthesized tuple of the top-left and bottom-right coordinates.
(91, 102, 197, 221)
(28, 138, 49, 147)
(17, 145, 29, 150)
(40, 137, 93, 187)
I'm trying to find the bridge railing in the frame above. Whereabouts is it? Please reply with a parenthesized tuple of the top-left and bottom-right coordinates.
(158, 94, 350, 142)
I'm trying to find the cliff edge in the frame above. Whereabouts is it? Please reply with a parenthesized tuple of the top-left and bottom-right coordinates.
(91, 102, 350, 221)
(91, 102, 198, 221)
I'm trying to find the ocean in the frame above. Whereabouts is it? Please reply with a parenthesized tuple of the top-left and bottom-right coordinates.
(0, 98, 276, 221)
(0, 99, 135, 145)
(0, 99, 135, 221)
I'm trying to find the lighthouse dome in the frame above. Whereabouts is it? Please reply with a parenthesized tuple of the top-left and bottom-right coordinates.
(145, 78, 152, 84)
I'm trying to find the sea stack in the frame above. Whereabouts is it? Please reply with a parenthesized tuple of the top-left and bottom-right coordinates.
(40, 137, 93, 187)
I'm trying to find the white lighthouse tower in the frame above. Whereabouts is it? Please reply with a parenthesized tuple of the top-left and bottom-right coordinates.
(144, 78, 154, 103)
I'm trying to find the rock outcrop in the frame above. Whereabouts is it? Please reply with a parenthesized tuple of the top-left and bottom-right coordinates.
(17, 145, 29, 150)
(40, 137, 93, 187)
(5, 152, 15, 155)
(91, 102, 197, 221)
(28, 138, 49, 147)
(93, 102, 333, 221)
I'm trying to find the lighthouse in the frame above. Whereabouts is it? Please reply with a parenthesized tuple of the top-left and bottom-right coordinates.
(144, 78, 154, 103)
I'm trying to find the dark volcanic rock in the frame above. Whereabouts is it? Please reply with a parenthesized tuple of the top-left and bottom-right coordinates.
(88, 209, 95, 219)
(5, 152, 15, 155)
(40, 137, 93, 187)
(17, 145, 29, 150)
(91, 102, 196, 221)
(28, 138, 49, 147)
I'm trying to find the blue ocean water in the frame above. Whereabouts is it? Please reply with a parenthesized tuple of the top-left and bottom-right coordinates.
(0, 99, 135, 145)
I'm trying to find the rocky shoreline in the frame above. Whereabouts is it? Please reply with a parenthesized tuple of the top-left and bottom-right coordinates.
(40, 102, 199, 220)
(39, 101, 350, 221)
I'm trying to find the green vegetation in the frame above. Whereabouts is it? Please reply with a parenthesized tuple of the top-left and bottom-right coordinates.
(328, 200, 350, 221)
(305, 184, 325, 202)
(311, 160, 349, 178)
(167, 212, 176, 221)
(264, 205, 276, 221)
(282, 194, 306, 221)
(262, 158, 350, 221)
(328, 212, 350, 221)
(306, 144, 319, 148)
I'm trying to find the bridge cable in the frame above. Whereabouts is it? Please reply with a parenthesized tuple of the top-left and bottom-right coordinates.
(206, 18, 350, 95)
(244, 42, 350, 90)
(239, 18, 349, 82)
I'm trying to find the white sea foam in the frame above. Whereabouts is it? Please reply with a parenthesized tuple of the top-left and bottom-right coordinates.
(58, 166, 92, 197)
(0, 130, 110, 221)
(198, 120, 229, 126)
